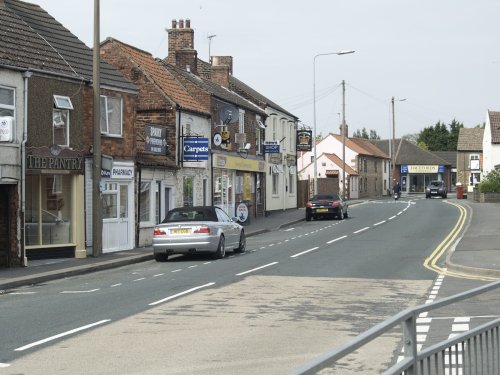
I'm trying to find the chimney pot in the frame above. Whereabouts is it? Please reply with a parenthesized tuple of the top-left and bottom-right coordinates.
(171, 19, 177, 29)
(179, 19, 184, 28)
(186, 19, 191, 28)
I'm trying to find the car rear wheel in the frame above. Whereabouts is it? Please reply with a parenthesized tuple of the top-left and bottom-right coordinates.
(154, 253, 168, 262)
(234, 231, 246, 253)
(213, 235, 226, 259)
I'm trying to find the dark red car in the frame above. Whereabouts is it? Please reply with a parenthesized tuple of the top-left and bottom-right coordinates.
(305, 194, 348, 221)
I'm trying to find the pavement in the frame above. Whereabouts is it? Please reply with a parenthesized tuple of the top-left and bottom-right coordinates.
(0, 197, 498, 292)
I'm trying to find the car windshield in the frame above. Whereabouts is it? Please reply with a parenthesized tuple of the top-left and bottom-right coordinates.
(429, 181, 442, 187)
(163, 208, 217, 223)
(313, 194, 340, 201)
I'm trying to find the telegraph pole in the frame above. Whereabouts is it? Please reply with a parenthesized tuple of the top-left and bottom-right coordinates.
(92, 0, 102, 257)
(342, 80, 346, 198)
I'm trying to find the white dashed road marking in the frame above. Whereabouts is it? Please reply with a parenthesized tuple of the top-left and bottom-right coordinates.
(15, 320, 111, 351)
(148, 282, 216, 306)
(290, 247, 319, 258)
(326, 235, 348, 244)
(60, 288, 100, 294)
(236, 262, 278, 276)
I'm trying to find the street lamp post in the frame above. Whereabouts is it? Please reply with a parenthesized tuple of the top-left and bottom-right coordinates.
(313, 50, 355, 195)
(390, 96, 406, 192)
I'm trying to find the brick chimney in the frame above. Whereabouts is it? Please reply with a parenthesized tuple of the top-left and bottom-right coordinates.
(167, 18, 198, 74)
(340, 123, 349, 138)
(211, 56, 232, 88)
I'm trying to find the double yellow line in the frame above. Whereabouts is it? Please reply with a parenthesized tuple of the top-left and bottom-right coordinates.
(423, 201, 496, 281)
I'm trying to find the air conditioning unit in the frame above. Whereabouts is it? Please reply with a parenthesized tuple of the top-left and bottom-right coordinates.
(0, 116, 14, 142)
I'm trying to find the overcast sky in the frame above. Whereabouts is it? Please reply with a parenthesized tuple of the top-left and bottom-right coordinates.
(26, 0, 500, 139)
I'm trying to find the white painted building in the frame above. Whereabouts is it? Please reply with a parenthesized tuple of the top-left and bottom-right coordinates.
(483, 110, 500, 174)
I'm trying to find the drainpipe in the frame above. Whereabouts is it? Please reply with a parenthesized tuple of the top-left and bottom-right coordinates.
(20, 70, 32, 267)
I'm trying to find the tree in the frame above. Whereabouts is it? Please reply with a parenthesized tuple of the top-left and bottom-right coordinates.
(402, 133, 419, 145)
(353, 127, 380, 140)
(417, 119, 464, 151)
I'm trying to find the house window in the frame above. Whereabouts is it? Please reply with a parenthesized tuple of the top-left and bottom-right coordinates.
(139, 181, 152, 223)
(289, 123, 294, 151)
(256, 115, 263, 154)
(281, 119, 286, 152)
(364, 159, 368, 173)
(239, 109, 245, 133)
(53, 95, 73, 110)
(310, 155, 314, 164)
(272, 118, 277, 141)
(52, 95, 73, 147)
(470, 154, 480, 170)
(374, 160, 378, 172)
(0, 86, 15, 118)
(100, 95, 123, 136)
(470, 173, 481, 186)
(364, 178, 367, 192)
(384, 160, 387, 173)
(53, 109, 69, 147)
(183, 176, 194, 207)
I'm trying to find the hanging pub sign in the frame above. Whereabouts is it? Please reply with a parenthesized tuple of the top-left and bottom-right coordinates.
(183, 137, 209, 161)
(296, 130, 312, 152)
(144, 124, 167, 154)
(263, 140, 280, 154)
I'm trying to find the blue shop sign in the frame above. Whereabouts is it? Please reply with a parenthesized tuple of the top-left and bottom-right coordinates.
(438, 165, 445, 173)
(401, 164, 408, 173)
(183, 137, 209, 161)
(264, 144, 280, 153)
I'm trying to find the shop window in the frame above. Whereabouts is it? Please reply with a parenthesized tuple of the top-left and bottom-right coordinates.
(183, 176, 194, 207)
(289, 171, 294, 194)
(100, 95, 122, 136)
(25, 174, 72, 246)
(140, 182, 151, 223)
(0, 86, 15, 117)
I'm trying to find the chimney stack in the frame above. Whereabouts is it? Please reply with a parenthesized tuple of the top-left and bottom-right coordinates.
(340, 123, 349, 138)
(166, 18, 197, 74)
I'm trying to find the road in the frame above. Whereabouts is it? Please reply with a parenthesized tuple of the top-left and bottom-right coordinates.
(0, 197, 491, 374)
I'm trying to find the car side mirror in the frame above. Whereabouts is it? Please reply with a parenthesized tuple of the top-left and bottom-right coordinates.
(231, 217, 239, 223)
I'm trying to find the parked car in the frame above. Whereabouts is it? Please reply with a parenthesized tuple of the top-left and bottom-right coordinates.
(152, 206, 246, 262)
(305, 194, 348, 221)
(426, 180, 447, 198)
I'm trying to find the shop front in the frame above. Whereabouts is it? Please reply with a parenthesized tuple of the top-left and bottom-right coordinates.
(85, 159, 135, 253)
(212, 152, 265, 222)
(400, 164, 446, 193)
(25, 146, 85, 259)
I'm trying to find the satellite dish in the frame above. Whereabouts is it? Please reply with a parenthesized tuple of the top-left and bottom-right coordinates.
(218, 104, 238, 125)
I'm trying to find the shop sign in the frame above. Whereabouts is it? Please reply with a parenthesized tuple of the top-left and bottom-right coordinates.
(214, 154, 265, 172)
(401, 165, 445, 174)
(296, 130, 312, 152)
(269, 153, 282, 165)
(111, 165, 134, 179)
(263, 140, 280, 154)
(183, 137, 209, 161)
(236, 202, 249, 223)
(144, 124, 167, 154)
(26, 146, 83, 173)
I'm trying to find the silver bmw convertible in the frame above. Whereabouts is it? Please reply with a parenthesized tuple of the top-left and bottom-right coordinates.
(152, 206, 246, 262)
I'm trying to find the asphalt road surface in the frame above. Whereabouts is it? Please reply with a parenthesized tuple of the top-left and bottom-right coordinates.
(1, 197, 479, 374)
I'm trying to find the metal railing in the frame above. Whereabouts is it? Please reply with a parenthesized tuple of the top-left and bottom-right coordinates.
(289, 280, 500, 375)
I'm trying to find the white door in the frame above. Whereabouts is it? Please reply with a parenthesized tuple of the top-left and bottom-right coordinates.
(102, 182, 132, 252)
